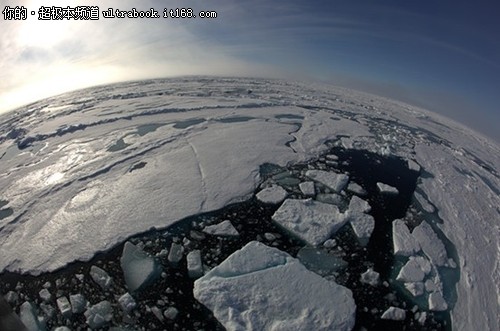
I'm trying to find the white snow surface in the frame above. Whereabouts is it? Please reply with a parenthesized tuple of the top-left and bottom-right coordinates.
(272, 199, 347, 246)
(0, 77, 498, 331)
(412, 221, 448, 267)
(193, 241, 356, 331)
(202, 220, 239, 237)
(305, 170, 349, 193)
(392, 219, 420, 256)
(256, 185, 288, 204)
(381, 307, 406, 321)
(376, 182, 399, 195)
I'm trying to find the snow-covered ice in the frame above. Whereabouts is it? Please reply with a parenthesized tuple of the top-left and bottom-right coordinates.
(256, 185, 288, 204)
(346, 212, 375, 242)
(56, 296, 72, 318)
(202, 220, 239, 237)
(39, 289, 51, 302)
(272, 199, 347, 246)
(392, 219, 420, 256)
(381, 306, 406, 320)
(299, 181, 315, 196)
(20, 301, 45, 331)
(167, 242, 184, 266)
(396, 256, 431, 283)
(186, 250, 203, 279)
(412, 221, 448, 266)
(69, 294, 86, 314)
(348, 195, 371, 213)
(428, 292, 448, 311)
(84, 301, 113, 329)
(118, 293, 137, 312)
(193, 241, 356, 331)
(347, 182, 367, 196)
(305, 170, 349, 193)
(315, 193, 343, 205)
(360, 268, 380, 286)
(89, 266, 113, 290)
(376, 182, 399, 195)
(404, 282, 424, 296)
(120, 241, 162, 292)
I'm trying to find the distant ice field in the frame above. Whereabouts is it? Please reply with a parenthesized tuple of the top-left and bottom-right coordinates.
(0, 77, 498, 331)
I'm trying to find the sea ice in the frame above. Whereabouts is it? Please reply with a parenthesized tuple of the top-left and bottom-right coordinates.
(296, 247, 347, 276)
(305, 170, 349, 193)
(381, 306, 406, 320)
(120, 241, 162, 292)
(428, 292, 448, 311)
(412, 221, 448, 266)
(202, 220, 239, 237)
(392, 219, 420, 256)
(396, 256, 431, 283)
(69, 294, 87, 314)
(187, 250, 203, 279)
(347, 182, 367, 196)
(193, 241, 356, 331)
(315, 193, 343, 205)
(376, 182, 399, 195)
(84, 301, 113, 329)
(346, 212, 375, 241)
(163, 306, 179, 320)
(256, 185, 288, 204)
(272, 199, 348, 246)
(89, 266, 113, 290)
(56, 296, 72, 318)
(118, 293, 136, 312)
(167, 242, 185, 266)
(299, 181, 315, 196)
(407, 159, 421, 173)
(360, 268, 380, 287)
(348, 195, 371, 213)
(404, 282, 425, 296)
(39, 289, 51, 302)
(20, 301, 46, 331)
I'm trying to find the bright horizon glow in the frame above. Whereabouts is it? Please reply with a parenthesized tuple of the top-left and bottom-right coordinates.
(0, 0, 499, 141)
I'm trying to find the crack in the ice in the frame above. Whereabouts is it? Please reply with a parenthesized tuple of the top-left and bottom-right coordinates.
(187, 139, 207, 211)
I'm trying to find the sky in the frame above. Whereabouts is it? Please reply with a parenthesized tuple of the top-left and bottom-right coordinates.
(0, 0, 499, 141)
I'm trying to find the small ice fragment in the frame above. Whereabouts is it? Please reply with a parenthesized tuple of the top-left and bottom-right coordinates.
(84, 301, 113, 329)
(412, 221, 448, 266)
(376, 182, 399, 195)
(326, 154, 338, 161)
(20, 301, 45, 331)
(69, 294, 87, 314)
(408, 159, 421, 172)
(163, 307, 179, 320)
(417, 311, 427, 325)
(347, 182, 367, 196)
(54, 327, 71, 331)
(396, 256, 431, 283)
(404, 282, 424, 296)
(272, 199, 348, 246)
(414, 191, 435, 213)
(347, 212, 375, 242)
(168, 243, 185, 266)
(89, 266, 113, 290)
(392, 219, 420, 256)
(151, 306, 164, 322)
(118, 293, 137, 312)
(39, 289, 51, 302)
(360, 268, 380, 286)
(306, 170, 349, 192)
(428, 292, 448, 311)
(256, 185, 288, 204)
(56, 296, 72, 318)
(348, 196, 371, 213)
(381, 306, 406, 320)
(4, 291, 18, 304)
(187, 250, 203, 279)
(264, 233, 277, 241)
(120, 241, 162, 292)
(202, 220, 239, 237)
(299, 181, 316, 196)
(323, 239, 337, 248)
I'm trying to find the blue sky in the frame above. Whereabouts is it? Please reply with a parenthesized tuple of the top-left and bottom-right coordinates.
(1, 0, 499, 141)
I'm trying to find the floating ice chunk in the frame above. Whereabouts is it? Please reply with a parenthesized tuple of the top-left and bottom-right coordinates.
(348, 195, 371, 213)
(416, 311, 427, 325)
(414, 191, 435, 213)
(326, 154, 338, 161)
(118, 293, 137, 312)
(202, 220, 239, 237)
(168, 243, 185, 266)
(296, 247, 347, 276)
(39, 289, 51, 302)
(89, 266, 113, 290)
(84, 301, 113, 329)
(121, 241, 162, 292)
(396, 256, 431, 283)
(381, 306, 406, 320)
(347, 182, 367, 196)
(392, 219, 420, 256)
(56, 297, 72, 318)
(347, 212, 375, 242)
(264, 232, 277, 241)
(54, 327, 71, 331)
(424, 272, 443, 293)
(360, 268, 380, 286)
(404, 282, 424, 297)
(299, 181, 315, 197)
(163, 307, 179, 320)
(256, 185, 288, 204)
(272, 199, 348, 246)
(20, 301, 46, 331)
(187, 250, 203, 279)
(315, 193, 343, 205)
(412, 221, 448, 266)
(408, 159, 421, 173)
(193, 241, 356, 331)
(69, 294, 87, 314)
(150, 306, 164, 322)
(4, 291, 18, 305)
(376, 182, 399, 195)
(323, 239, 337, 248)
(428, 292, 448, 311)
(305, 170, 349, 193)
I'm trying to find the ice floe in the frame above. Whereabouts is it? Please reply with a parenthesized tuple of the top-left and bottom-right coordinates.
(272, 199, 347, 246)
(360, 268, 380, 287)
(376, 182, 399, 195)
(412, 221, 448, 267)
(84, 301, 113, 329)
(202, 220, 239, 237)
(186, 250, 203, 279)
(305, 170, 349, 193)
(381, 306, 406, 320)
(299, 181, 315, 196)
(256, 185, 288, 204)
(392, 219, 420, 256)
(89, 266, 113, 290)
(120, 241, 162, 292)
(396, 256, 431, 283)
(193, 241, 356, 331)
